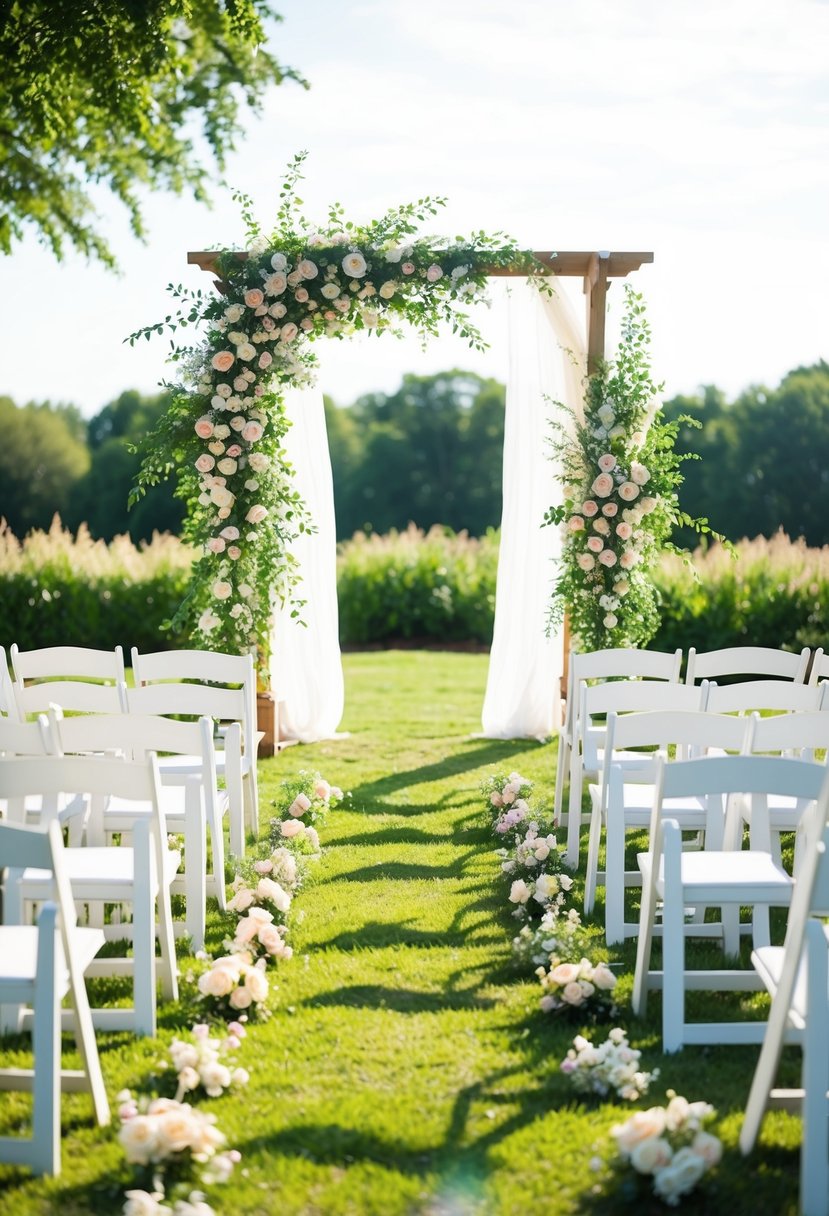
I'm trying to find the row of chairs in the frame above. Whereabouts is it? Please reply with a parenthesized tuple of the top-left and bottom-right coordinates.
(557, 644, 829, 867)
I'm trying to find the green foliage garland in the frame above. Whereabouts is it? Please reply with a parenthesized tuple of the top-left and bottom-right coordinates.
(131, 153, 542, 682)
(544, 288, 720, 650)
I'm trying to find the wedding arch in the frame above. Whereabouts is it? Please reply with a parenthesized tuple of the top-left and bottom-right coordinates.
(129, 161, 652, 749)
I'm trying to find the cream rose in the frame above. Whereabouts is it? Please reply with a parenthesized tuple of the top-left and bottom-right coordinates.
(599, 550, 618, 567)
(280, 818, 304, 838)
(612, 1107, 668, 1153)
(618, 481, 640, 501)
(586, 536, 604, 553)
(342, 251, 367, 277)
(217, 458, 237, 475)
(244, 288, 265, 308)
(213, 580, 232, 600)
(210, 486, 235, 508)
(597, 453, 616, 472)
(509, 879, 531, 904)
(577, 553, 596, 571)
(568, 515, 585, 532)
(195, 454, 215, 472)
(591, 472, 614, 498)
(280, 322, 299, 342)
(630, 1136, 674, 1176)
(211, 351, 235, 373)
(297, 258, 318, 279)
(630, 461, 651, 485)
(194, 416, 214, 439)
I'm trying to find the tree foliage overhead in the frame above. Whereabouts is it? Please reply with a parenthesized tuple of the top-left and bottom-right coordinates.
(0, 1, 305, 267)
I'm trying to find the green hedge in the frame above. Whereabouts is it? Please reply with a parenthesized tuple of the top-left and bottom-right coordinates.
(3, 520, 828, 657)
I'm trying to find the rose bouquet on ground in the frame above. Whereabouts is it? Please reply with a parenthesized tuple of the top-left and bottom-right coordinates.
(482, 770, 537, 838)
(267, 769, 343, 845)
(536, 956, 618, 1020)
(560, 1028, 657, 1101)
(512, 907, 588, 968)
(195, 951, 271, 1020)
(162, 1023, 249, 1102)
(507, 867, 574, 922)
(609, 1092, 722, 1207)
(117, 1089, 240, 1216)
(226, 906, 293, 963)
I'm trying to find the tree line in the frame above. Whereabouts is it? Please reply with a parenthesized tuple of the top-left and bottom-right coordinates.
(2, 360, 828, 546)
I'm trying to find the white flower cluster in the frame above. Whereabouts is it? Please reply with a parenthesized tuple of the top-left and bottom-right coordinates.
(507, 867, 574, 920)
(117, 1090, 238, 1172)
(123, 1188, 218, 1216)
(560, 1027, 657, 1101)
(196, 951, 270, 1013)
(536, 956, 617, 1015)
(611, 1093, 722, 1206)
(168, 1022, 249, 1101)
(511, 907, 585, 968)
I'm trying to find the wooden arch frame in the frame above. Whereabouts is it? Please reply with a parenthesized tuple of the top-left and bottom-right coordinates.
(187, 249, 653, 373)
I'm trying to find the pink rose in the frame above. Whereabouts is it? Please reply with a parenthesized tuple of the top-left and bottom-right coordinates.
(490, 791, 503, 807)
(586, 536, 604, 553)
(227, 546, 241, 560)
(616, 522, 633, 540)
(426, 264, 443, 282)
(598, 453, 616, 472)
(599, 550, 618, 566)
(620, 551, 638, 569)
(208, 537, 226, 554)
(297, 259, 318, 279)
(568, 516, 585, 532)
(314, 779, 331, 800)
(294, 287, 309, 303)
(226, 444, 242, 458)
(591, 473, 614, 498)
(244, 288, 264, 308)
(280, 819, 303, 839)
(618, 481, 640, 501)
(233, 376, 248, 392)
(211, 351, 235, 373)
(562, 981, 585, 1006)
(213, 580, 232, 599)
(220, 526, 240, 540)
(258, 351, 273, 370)
(582, 500, 599, 517)
(280, 322, 299, 342)
(577, 553, 596, 571)
(630, 461, 650, 486)
(195, 454, 215, 473)
(602, 502, 618, 517)
(246, 505, 268, 524)
(195, 416, 214, 439)
(242, 421, 264, 443)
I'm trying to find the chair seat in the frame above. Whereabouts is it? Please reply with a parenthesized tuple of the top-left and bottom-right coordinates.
(639, 848, 792, 898)
(20, 846, 181, 892)
(0, 924, 105, 984)
(752, 926, 829, 1026)
(156, 751, 252, 777)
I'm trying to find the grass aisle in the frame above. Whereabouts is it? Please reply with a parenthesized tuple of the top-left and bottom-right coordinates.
(0, 653, 803, 1215)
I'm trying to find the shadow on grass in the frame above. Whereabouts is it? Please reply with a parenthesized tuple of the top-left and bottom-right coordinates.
(348, 739, 546, 806)
(329, 853, 482, 884)
(306, 982, 497, 1013)
(313, 917, 505, 952)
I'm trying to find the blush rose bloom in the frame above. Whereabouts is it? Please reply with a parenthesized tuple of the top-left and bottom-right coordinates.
(630, 461, 651, 485)
(597, 453, 616, 472)
(591, 472, 614, 498)
(207, 537, 226, 554)
(211, 351, 235, 373)
(212, 580, 232, 600)
(618, 481, 640, 501)
(342, 251, 367, 277)
(593, 517, 610, 535)
(612, 1107, 668, 1153)
(616, 522, 633, 540)
(577, 553, 596, 571)
(586, 536, 604, 553)
(280, 322, 299, 342)
(602, 502, 618, 517)
(244, 288, 265, 308)
(568, 516, 585, 532)
(246, 504, 268, 524)
(236, 342, 256, 362)
(242, 421, 264, 443)
(194, 416, 214, 439)
(426, 264, 443, 282)
(599, 550, 618, 567)
(195, 454, 215, 473)
(582, 499, 599, 517)
(280, 819, 304, 838)
(509, 879, 531, 904)
(297, 258, 318, 279)
(210, 486, 235, 509)
(220, 525, 240, 541)
(620, 551, 638, 569)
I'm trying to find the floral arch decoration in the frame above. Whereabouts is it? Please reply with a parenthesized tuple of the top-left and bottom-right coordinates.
(131, 154, 549, 684)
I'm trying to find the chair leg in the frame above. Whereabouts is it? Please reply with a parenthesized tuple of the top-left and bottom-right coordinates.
(801, 921, 829, 1216)
(31, 904, 61, 1175)
(131, 823, 157, 1038)
(583, 791, 602, 917)
(604, 804, 626, 947)
(243, 765, 259, 838)
(183, 780, 207, 952)
(632, 856, 659, 1017)
(565, 747, 583, 869)
(661, 825, 687, 1053)
(553, 733, 568, 825)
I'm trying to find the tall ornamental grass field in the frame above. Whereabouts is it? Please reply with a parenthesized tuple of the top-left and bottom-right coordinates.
(2, 519, 829, 656)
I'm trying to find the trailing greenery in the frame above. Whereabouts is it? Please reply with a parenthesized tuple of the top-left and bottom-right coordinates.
(0, 652, 806, 1215)
(544, 288, 719, 651)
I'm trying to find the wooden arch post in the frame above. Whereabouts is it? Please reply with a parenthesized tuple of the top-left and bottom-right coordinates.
(187, 248, 654, 717)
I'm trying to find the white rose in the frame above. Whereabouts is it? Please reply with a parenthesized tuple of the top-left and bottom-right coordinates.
(216, 458, 237, 475)
(509, 879, 531, 904)
(612, 1107, 668, 1153)
(630, 1136, 674, 1176)
(653, 1148, 707, 1204)
(245, 967, 269, 1002)
(342, 251, 367, 277)
(118, 1117, 160, 1166)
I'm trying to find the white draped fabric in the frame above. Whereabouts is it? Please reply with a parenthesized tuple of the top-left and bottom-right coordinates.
(269, 386, 345, 742)
(481, 280, 587, 740)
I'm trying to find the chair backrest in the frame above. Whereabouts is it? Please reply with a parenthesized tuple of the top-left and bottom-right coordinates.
(747, 709, 829, 761)
(567, 647, 682, 735)
(0, 817, 78, 931)
(0, 753, 168, 878)
(648, 752, 829, 860)
(580, 679, 706, 771)
(10, 644, 126, 718)
(130, 648, 256, 756)
(704, 679, 824, 716)
(685, 645, 810, 686)
(603, 708, 753, 780)
(0, 715, 52, 756)
(807, 646, 829, 687)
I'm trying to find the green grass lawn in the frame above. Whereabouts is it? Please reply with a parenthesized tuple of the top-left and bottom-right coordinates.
(0, 651, 807, 1215)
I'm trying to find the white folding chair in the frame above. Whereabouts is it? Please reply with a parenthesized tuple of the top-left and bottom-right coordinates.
(685, 645, 810, 686)
(130, 648, 257, 849)
(632, 753, 829, 1052)
(1, 754, 180, 1037)
(566, 676, 703, 870)
(556, 647, 682, 868)
(0, 715, 83, 835)
(50, 709, 233, 950)
(808, 646, 829, 687)
(0, 819, 110, 1174)
(10, 644, 126, 718)
(585, 709, 753, 943)
(739, 777, 829, 1216)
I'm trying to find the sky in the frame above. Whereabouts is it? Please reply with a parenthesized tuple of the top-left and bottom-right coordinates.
(2, 0, 828, 418)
